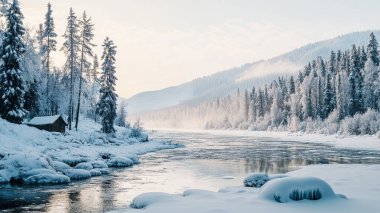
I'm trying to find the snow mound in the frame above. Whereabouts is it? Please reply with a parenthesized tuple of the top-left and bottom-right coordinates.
(107, 157, 134, 167)
(89, 169, 102, 176)
(75, 162, 94, 170)
(183, 189, 215, 197)
(99, 168, 110, 175)
(90, 161, 109, 169)
(131, 192, 178, 209)
(24, 173, 70, 185)
(23, 168, 57, 177)
(64, 169, 91, 180)
(259, 177, 337, 203)
(244, 173, 269, 187)
(52, 161, 71, 172)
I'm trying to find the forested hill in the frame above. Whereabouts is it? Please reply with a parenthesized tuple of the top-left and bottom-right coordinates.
(127, 30, 380, 115)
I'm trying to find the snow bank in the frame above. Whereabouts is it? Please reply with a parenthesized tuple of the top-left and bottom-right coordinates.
(126, 165, 380, 213)
(0, 118, 180, 185)
(259, 177, 337, 203)
(131, 192, 178, 209)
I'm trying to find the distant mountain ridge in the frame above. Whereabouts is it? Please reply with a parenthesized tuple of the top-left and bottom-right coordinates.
(125, 30, 380, 115)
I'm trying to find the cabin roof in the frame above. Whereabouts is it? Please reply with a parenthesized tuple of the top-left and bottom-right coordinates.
(28, 115, 68, 126)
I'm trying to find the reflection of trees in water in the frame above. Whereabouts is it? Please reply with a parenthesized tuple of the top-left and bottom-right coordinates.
(0, 187, 52, 211)
(100, 178, 116, 212)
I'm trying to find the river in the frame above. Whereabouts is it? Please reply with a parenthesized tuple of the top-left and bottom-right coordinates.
(1, 130, 380, 212)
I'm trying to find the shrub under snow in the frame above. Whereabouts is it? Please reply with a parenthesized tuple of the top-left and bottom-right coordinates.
(243, 173, 269, 187)
(259, 177, 337, 203)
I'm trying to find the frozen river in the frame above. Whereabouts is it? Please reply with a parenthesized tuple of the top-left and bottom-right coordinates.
(1, 130, 380, 212)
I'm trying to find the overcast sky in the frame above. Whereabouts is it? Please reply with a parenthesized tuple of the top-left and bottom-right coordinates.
(22, 0, 380, 98)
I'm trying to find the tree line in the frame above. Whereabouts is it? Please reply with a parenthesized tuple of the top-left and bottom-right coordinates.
(140, 33, 380, 135)
(0, 0, 122, 133)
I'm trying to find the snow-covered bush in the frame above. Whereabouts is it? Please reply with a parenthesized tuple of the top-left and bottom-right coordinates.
(259, 177, 337, 203)
(340, 109, 380, 135)
(243, 173, 269, 187)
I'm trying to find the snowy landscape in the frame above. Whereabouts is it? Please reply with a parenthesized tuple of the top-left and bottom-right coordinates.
(1, 0, 380, 212)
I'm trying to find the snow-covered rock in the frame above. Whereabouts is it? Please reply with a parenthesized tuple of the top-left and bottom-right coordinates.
(74, 162, 94, 170)
(99, 168, 110, 175)
(64, 169, 92, 180)
(89, 169, 102, 176)
(90, 161, 109, 169)
(107, 157, 134, 167)
(24, 173, 70, 185)
(52, 161, 71, 172)
(259, 177, 338, 203)
(131, 192, 178, 209)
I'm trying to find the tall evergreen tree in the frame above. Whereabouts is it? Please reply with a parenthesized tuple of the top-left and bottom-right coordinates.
(97, 37, 118, 133)
(367, 32, 379, 66)
(41, 2, 57, 115)
(24, 78, 40, 120)
(75, 11, 95, 130)
(0, 0, 26, 124)
(61, 8, 80, 130)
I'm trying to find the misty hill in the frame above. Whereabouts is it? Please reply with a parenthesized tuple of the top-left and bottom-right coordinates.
(126, 30, 379, 115)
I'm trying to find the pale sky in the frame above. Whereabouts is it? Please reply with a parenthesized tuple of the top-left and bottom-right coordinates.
(22, 0, 380, 98)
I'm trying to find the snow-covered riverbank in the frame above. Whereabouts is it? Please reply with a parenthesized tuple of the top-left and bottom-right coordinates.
(0, 119, 180, 185)
(152, 129, 380, 151)
(126, 164, 380, 213)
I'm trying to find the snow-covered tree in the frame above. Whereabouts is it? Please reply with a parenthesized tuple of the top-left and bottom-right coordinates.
(0, 0, 26, 124)
(115, 101, 128, 127)
(61, 8, 80, 130)
(41, 3, 57, 115)
(97, 37, 118, 133)
(75, 11, 95, 130)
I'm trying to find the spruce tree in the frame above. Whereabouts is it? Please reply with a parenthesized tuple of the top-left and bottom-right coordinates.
(62, 8, 80, 130)
(97, 37, 118, 133)
(75, 11, 95, 130)
(41, 2, 57, 115)
(24, 78, 40, 120)
(0, 0, 26, 124)
(367, 32, 379, 66)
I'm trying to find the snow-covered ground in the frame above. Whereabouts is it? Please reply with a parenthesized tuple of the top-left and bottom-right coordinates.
(0, 118, 179, 185)
(125, 164, 380, 213)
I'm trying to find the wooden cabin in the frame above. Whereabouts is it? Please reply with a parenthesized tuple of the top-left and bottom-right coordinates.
(27, 115, 68, 133)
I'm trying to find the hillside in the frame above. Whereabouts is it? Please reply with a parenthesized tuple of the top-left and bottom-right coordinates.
(126, 30, 380, 115)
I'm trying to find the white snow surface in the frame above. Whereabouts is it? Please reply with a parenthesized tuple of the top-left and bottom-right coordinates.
(125, 164, 380, 213)
(0, 118, 179, 185)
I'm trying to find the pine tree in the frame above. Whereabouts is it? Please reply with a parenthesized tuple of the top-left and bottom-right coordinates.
(61, 8, 80, 130)
(97, 37, 118, 133)
(115, 101, 127, 127)
(367, 32, 379, 66)
(24, 78, 39, 120)
(75, 11, 95, 130)
(41, 2, 57, 115)
(0, 0, 26, 124)
(322, 74, 335, 119)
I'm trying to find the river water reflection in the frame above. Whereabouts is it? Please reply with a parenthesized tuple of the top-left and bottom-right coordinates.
(1, 131, 380, 212)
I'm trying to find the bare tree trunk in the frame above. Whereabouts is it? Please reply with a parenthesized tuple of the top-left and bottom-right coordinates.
(75, 32, 85, 131)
